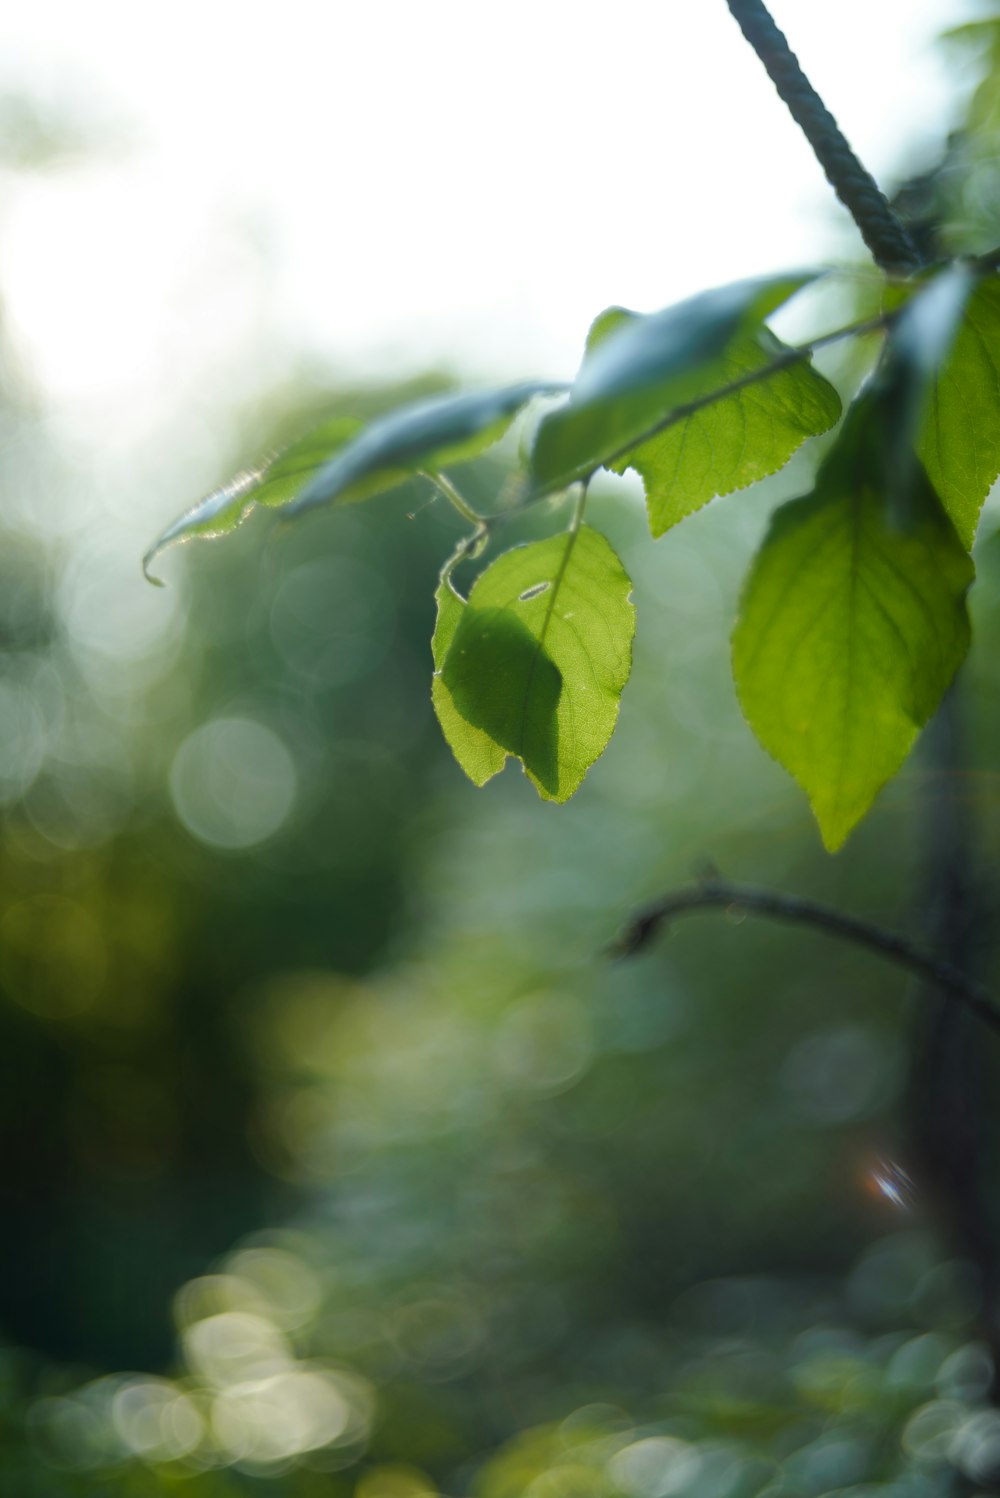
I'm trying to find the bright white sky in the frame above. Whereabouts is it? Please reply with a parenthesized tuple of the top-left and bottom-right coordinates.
(0, 1, 981, 400)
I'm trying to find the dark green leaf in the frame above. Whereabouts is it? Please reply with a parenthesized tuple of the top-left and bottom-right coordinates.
(592, 312, 841, 536)
(918, 272, 1000, 548)
(434, 525, 635, 801)
(143, 416, 364, 582)
(732, 395, 973, 851)
(529, 273, 816, 491)
(286, 381, 562, 518)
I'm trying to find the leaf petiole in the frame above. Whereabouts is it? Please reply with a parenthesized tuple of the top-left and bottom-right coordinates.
(438, 523, 492, 595)
(419, 470, 484, 526)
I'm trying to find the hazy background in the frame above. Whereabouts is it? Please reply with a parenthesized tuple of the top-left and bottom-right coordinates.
(3, 2, 1000, 1494)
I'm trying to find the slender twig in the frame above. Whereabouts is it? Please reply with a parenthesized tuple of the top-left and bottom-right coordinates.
(612, 877, 1000, 1037)
(726, 0, 921, 274)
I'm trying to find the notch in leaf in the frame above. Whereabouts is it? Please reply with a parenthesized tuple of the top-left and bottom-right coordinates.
(529, 271, 819, 493)
(432, 525, 635, 801)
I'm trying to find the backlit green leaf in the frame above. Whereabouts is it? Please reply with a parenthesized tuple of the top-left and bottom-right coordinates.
(143, 416, 363, 581)
(431, 578, 507, 787)
(733, 395, 973, 851)
(592, 311, 841, 536)
(286, 381, 561, 518)
(530, 272, 815, 491)
(918, 273, 1000, 548)
(856, 263, 972, 531)
(435, 525, 635, 801)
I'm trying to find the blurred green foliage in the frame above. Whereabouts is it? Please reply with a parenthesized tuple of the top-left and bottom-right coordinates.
(3, 10, 1000, 1498)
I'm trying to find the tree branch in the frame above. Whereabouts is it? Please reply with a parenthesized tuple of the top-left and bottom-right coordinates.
(726, 0, 921, 274)
(612, 876, 1000, 1037)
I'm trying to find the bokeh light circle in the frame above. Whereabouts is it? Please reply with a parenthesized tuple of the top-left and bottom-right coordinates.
(170, 717, 296, 849)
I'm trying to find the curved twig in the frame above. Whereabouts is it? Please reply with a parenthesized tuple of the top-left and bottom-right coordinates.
(611, 876, 1000, 1036)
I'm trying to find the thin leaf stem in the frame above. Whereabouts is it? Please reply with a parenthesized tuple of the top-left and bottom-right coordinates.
(420, 470, 483, 526)
(612, 876, 1000, 1037)
(725, 0, 920, 274)
(439, 523, 491, 592)
(569, 479, 589, 536)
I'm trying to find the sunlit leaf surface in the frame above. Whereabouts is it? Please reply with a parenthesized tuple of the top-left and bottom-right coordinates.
(145, 381, 559, 582)
(143, 416, 364, 581)
(918, 273, 1000, 548)
(589, 309, 841, 536)
(286, 381, 562, 517)
(434, 525, 635, 801)
(733, 396, 973, 850)
(431, 577, 507, 787)
(530, 273, 816, 491)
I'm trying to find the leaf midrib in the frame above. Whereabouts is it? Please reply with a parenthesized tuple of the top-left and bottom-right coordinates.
(516, 519, 585, 776)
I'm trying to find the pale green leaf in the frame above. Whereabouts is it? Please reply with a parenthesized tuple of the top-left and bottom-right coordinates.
(286, 381, 561, 518)
(143, 416, 363, 581)
(435, 525, 635, 801)
(918, 273, 1000, 548)
(733, 396, 973, 851)
(529, 272, 816, 491)
(592, 312, 841, 536)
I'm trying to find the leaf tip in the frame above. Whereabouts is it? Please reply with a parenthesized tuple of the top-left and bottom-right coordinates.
(815, 816, 852, 855)
(141, 549, 167, 587)
(528, 771, 574, 804)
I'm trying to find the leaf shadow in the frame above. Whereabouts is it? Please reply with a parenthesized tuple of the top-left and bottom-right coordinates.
(443, 607, 562, 794)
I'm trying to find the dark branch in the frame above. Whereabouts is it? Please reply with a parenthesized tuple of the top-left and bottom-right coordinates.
(612, 877, 1000, 1036)
(726, 0, 921, 274)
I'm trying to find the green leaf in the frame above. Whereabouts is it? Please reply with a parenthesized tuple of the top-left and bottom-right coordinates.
(918, 273, 1000, 548)
(434, 525, 635, 801)
(591, 311, 841, 536)
(144, 381, 559, 582)
(529, 272, 816, 491)
(431, 578, 507, 787)
(143, 416, 364, 581)
(856, 264, 972, 532)
(286, 381, 562, 518)
(732, 395, 973, 851)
